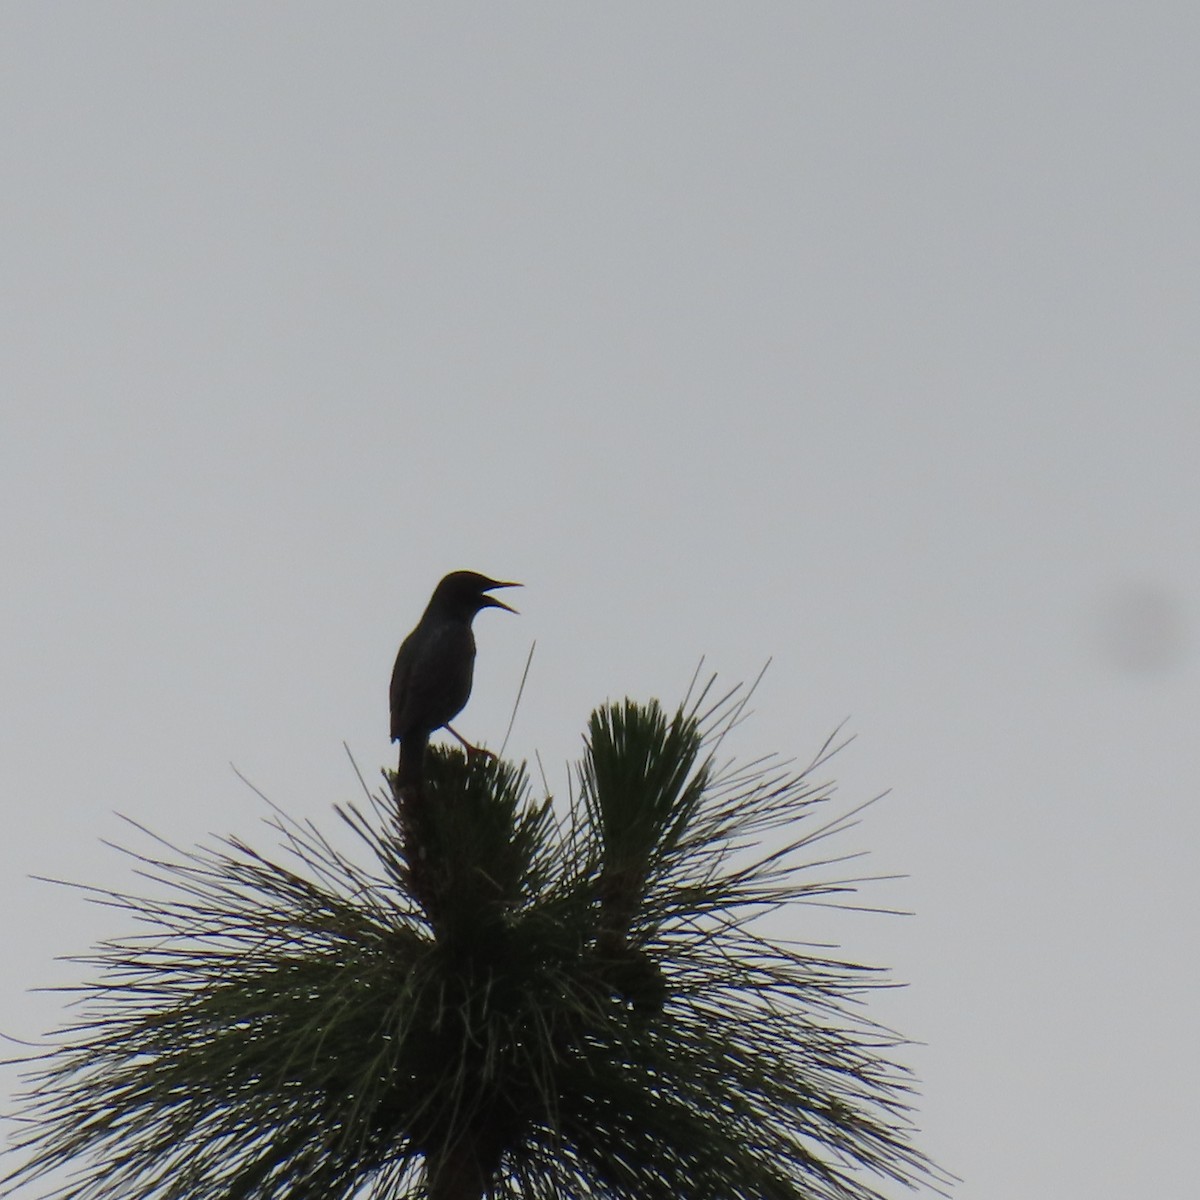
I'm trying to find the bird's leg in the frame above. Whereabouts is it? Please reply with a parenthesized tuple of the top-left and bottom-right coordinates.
(445, 725, 497, 764)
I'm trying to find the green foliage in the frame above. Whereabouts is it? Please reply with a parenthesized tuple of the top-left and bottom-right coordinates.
(3, 684, 947, 1200)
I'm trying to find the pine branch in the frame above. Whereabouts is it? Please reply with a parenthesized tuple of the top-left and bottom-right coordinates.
(3, 686, 950, 1200)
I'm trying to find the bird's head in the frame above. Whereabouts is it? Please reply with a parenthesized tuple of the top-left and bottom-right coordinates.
(430, 570, 522, 621)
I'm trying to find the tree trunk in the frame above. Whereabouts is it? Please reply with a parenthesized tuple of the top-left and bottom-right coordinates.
(426, 1140, 490, 1200)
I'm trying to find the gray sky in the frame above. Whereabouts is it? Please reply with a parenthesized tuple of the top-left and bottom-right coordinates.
(3, 6, 1197, 1197)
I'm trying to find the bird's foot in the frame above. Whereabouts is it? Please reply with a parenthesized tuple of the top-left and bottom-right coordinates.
(446, 725, 497, 764)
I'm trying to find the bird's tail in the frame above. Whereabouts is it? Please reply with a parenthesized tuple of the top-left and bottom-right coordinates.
(396, 732, 428, 790)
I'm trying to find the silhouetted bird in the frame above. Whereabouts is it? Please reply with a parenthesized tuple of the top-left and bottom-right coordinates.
(390, 571, 520, 787)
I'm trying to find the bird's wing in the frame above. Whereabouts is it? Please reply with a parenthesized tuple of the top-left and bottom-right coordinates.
(389, 628, 418, 740)
(390, 621, 476, 740)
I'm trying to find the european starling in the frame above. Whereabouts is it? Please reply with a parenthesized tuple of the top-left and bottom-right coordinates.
(389, 571, 520, 786)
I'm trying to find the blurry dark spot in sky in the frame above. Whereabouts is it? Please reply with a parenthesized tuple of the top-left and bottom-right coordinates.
(1097, 583, 1188, 675)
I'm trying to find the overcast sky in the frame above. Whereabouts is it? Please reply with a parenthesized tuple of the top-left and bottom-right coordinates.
(3, 6, 1198, 1197)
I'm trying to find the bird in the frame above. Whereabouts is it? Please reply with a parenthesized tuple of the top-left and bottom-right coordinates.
(389, 571, 520, 787)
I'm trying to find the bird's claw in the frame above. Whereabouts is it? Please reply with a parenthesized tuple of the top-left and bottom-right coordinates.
(446, 724, 497, 764)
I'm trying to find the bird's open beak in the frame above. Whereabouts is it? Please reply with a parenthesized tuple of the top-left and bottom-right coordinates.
(482, 581, 521, 614)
